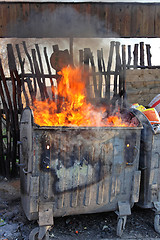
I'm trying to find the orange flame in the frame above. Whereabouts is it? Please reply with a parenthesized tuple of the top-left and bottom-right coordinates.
(31, 66, 136, 127)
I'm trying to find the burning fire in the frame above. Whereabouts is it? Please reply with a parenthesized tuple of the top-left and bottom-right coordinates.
(31, 66, 136, 127)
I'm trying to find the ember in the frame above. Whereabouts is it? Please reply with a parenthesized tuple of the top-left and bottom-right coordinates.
(31, 66, 136, 127)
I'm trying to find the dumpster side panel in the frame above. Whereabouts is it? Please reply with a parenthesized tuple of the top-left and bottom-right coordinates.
(148, 134, 160, 204)
(132, 108, 160, 209)
(32, 127, 141, 217)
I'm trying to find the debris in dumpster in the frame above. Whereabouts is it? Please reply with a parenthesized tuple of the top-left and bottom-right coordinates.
(0, 218, 7, 227)
(131, 103, 160, 131)
(142, 108, 160, 125)
(102, 225, 108, 231)
(148, 94, 160, 115)
(130, 103, 146, 111)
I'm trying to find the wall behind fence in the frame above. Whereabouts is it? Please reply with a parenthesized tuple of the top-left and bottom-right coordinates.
(0, 2, 160, 38)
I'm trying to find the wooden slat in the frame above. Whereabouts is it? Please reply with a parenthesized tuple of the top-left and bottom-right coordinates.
(44, 47, 55, 101)
(104, 4, 113, 36)
(22, 2, 30, 21)
(22, 41, 37, 96)
(15, 44, 30, 107)
(83, 48, 90, 98)
(88, 48, 99, 98)
(10, 70, 19, 177)
(97, 50, 103, 98)
(0, 4, 8, 37)
(133, 44, 138, 68)
(0, 60, 12, 179)
(8, 3, 18, 36)
(7, 44, 23, 112)
(121, 45, 127, 108)
(140, 42, 144, 66)
(105, 41, 114, 101)
(35, 44, 50, 100)
(32, 49, 45, 101)
(155, 5, 160, 37)
(112, 4, 122, 36)
(101, 48, 107, 98)
(127, 45, 132, 69)
(0, 109, 5, 176)
(146, 44, 152, 67)
(79, 50, 84, 66)
(112, 42, 120, 107)
(141, 5, 155, 37)
(120, 4, 132, 37)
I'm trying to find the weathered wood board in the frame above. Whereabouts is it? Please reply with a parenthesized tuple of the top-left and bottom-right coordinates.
(126, 69, 160, 106)
(0, 2, 159, 38)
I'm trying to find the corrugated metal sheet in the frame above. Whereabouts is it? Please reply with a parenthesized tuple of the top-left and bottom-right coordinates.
(0, 2, 159, 38)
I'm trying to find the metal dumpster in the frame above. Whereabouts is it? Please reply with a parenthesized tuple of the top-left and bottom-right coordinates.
(19, 108, 142, 239)
(130, 108, 160, 234)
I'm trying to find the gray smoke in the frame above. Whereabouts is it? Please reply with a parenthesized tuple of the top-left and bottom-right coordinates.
(8, 6, 117, 38)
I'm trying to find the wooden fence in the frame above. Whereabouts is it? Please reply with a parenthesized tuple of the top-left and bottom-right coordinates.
(0, 40, 156, 178)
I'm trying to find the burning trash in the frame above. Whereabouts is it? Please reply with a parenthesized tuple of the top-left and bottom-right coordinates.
(31, 66, 138, 127)
(130, 102, 160, 132)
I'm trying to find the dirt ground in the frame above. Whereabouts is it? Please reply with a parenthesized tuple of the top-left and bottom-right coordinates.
(1, 178, 160, 240)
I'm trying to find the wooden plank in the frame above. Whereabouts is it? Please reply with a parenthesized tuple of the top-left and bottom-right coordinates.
(138, 5, 147, 37)
(35, 44, 50, 100)
(0, 58, 13, 114)
(44, 47, 55, 101)
(141, 5, 155, 37)
(0, 4, 9, 37)
(112, 4, 122, 36)
(112, 4, 132, 37)
(22, 41, 37, 96)
(83, 48, 90, 98)
(127, 45, 132, 69)
(31, 49, 45, 101)
(155, 5, 160, 37)
(101, 48, 107, 99)
(120, 4, 132, 37)
(0, 109, 5, 176)
(121, 45, 127, 108)
(69, 38, 74, 65)
(15, 44, 30, 107)
(140, 42, 144, 66)
(105, 41, 115, 101)
(79, 50, 84, 66)
(10, 70, 19, 177)
(0, 5, 4, 36)
(104, 4, 113, 36)
(25, 77, 35, 105)
(0, 60, 12, 179)
(97, 50, 103, 98)
(133, 44, 138, 68)
(8, 3, 18, 36)
(0, 3, 160, 37)
(22, 2, 30, 21)
(88, 48, 99, 98)
(7, 44, 22, 111)
(130, 4, 140, 37)
(10, 71, 18, 133)
(112, 42, 120, 107)
(146, 44, 152, 67)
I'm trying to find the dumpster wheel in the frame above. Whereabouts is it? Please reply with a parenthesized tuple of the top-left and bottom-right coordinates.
(29, 227, 49, 240)
(154, 214, 160, 234)
(117, 216, 127, 237)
